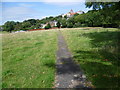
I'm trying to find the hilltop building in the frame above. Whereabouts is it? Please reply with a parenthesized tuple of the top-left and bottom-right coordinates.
(41, 9, 84, 28)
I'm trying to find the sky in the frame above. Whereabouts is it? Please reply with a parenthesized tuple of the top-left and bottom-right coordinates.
(1, 1, 92, 25)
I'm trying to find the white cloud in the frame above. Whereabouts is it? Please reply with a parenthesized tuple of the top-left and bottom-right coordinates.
(19, 3, 35, 7)
(3, 7, 31, 16)
(2, 4, 41, 24)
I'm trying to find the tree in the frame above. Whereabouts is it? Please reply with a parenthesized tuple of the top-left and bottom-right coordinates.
(35, 23, 41, 29)
(61, 19, 67, 28)
(57, 21, 61, 28)
(67, 22, 73, 28)
(68, 17, 75, 24)
(22, 21, 31, 30)
(45, 23, 51, 29)
(67, 17, 76, 28)
(85, 1, 120, 27)
(14, 22, 23, 31)
(27, 19, 37, 25)
(49, 16, 54, 21)
(85, 11, 99, 27)
(73, 22, 81, 27)
(75, 14, 86, 24)
(85, 1, 116, 10)
(3, 21, 16, 32)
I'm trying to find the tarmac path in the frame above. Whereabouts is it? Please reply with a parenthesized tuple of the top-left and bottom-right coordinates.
(55, 30, 93, 88)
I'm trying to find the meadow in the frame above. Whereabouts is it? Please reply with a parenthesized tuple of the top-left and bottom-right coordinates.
(2, 28, 120, 88)
(61, 28, 120, 88)
(2, 30, 57, 88)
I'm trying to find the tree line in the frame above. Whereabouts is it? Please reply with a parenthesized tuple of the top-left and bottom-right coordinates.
(1, 2, 120, 32)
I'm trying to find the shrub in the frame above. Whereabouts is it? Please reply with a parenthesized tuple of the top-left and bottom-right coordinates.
(44, 23, 51, 29)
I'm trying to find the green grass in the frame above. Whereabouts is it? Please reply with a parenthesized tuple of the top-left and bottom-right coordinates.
(61, 28, 120, 88)
(2, 30, 57, 88)
(0, 31, 9, 34)
(2, 28, 120, 88)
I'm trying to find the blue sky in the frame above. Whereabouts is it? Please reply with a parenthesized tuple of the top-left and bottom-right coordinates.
(1, 1, 92, 25)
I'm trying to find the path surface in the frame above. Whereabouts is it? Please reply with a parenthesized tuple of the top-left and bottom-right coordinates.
(55, 30, 93, 88)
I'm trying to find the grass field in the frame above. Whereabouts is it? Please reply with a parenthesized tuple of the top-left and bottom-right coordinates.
(2, 28, 120, 88)
(61, 28, 120, 88)
(2, 30, 57, 88)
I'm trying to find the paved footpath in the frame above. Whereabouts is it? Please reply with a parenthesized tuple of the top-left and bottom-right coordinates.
(55, 30, 93, 88)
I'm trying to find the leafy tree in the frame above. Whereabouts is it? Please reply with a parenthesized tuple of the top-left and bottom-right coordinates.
(61, 19, 67, 28)
(68, 17, 76, 24)
(85, 11, 97, 26)
(85, 1, 120, 27)
(73, 22, 81, 27)
(3, 21, 16, 32)
(14, 22, 23, 31)
(57, 21, 61, 28)
(75, 14, 86, 24)
(66, 17, 76, 28)
(85, 1, 116, 10)
(35, 23, 41, 29)
(45, 23, 51, 29)
(27, 19, 36, 25)
(56, 15, 62, 19)
(67, 22, 73, 28)
(22, 21, 31, 30)
(49, 16, 54, 21)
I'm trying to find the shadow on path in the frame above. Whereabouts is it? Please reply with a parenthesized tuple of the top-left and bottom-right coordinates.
(55, 30, 93, 88)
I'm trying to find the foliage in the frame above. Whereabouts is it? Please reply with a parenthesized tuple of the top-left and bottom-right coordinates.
(61, 19, 67, 28)
(3, 21, 16, 32)
(75, 14, 86, 24)
(35, 23, 41, 29)
(45, 23, 51, 29)
(85, 1, 120, 27)
(56, 21, 61, 28)
(67, 22, 73, 28)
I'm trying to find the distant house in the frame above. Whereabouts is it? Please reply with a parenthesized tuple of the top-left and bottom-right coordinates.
(62, 9, 84, 18)
(41, 24, 48, 28)
(49, 21, 57, 27)
(41, 20, 57, 28)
